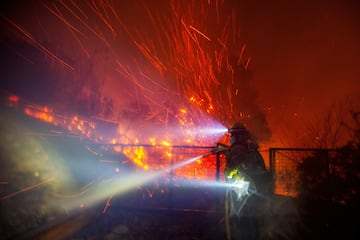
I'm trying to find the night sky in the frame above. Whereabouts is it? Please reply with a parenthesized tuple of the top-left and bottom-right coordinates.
(1, 0, 359, 147)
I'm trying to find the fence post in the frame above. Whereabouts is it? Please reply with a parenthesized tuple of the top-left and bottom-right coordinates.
(216, 148, 220, 182)
(269, 148, 276, 194)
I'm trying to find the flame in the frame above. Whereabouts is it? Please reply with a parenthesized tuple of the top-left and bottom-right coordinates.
(24, 107, 54, 123)
(122, 146, 149, 170)
(161, 140, 171, 147)
(6, 94, 223, 178)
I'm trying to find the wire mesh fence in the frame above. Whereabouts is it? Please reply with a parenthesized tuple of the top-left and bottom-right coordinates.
(269, 148, 338, 197)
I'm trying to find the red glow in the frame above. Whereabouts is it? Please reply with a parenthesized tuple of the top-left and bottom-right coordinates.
(8, 95, 19, 103)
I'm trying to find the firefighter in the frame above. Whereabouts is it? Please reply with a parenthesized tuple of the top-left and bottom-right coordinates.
(223, 122, 270, 240)
(225, 122, 267, 181)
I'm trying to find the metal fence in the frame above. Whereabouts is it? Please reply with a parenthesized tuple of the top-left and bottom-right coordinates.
(95, 143, 227, 180)
(93, 143, 228, 211)
(269, 148, 337, 197)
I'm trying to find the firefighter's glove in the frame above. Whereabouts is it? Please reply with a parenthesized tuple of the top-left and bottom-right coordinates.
(211, 143, 229, 154)
(226, 168, 250, 199)
(227, 168, 241, 182)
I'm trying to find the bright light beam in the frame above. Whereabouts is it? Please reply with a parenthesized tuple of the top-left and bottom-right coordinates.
(66, 151, 215, 211)
(167, 121, 228, 145)
(190, 125, 228, 135)
(170, 178, 255, 196)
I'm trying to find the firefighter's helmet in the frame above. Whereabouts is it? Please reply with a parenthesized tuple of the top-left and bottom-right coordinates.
(228, 122, 248, 133)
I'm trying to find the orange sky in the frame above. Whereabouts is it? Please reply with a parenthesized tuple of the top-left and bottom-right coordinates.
(232, 0, 360, 146)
